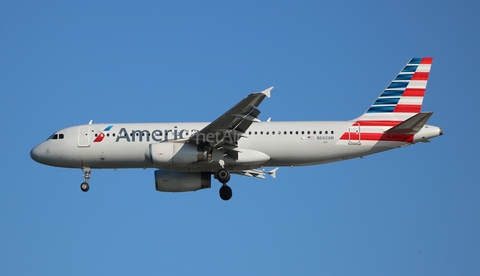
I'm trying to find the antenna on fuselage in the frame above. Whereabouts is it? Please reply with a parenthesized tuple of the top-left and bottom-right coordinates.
(88, 120, 93, 124)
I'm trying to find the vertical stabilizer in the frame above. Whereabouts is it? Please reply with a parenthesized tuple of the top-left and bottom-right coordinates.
(355, 58, 433, 122)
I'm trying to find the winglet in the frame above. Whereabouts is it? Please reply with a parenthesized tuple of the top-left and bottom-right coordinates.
(260, 86, 273, 98)
(268, 167, 279, 178)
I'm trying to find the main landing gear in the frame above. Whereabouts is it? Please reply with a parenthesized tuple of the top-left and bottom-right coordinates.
(215, 168, 232, 201)
(80, 167, 91, 192)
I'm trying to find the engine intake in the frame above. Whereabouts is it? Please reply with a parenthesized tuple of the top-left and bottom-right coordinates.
(154, 170, 211, 192)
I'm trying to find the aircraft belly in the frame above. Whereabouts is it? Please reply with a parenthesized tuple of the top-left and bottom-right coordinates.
(240, 137, 408, 167)
(240, 137, 335, 166)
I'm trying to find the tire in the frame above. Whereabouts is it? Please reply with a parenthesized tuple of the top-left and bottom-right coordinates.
(217, 169, 230, 184)
(80, 182, 90, 192)
(219, 185, 232, 201)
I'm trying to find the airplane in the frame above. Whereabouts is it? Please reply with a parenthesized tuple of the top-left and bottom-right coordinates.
(30, 58, 442, 201)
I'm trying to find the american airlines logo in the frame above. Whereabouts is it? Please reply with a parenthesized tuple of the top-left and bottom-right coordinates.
(115, 127, 195, 143)
(94, 125, 240, 144)
(93, 125, 113, 142)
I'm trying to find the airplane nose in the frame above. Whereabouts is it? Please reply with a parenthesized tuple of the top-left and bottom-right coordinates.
(30, 144, 44, 163)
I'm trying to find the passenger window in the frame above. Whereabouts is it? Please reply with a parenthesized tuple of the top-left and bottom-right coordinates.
(107, 133, 110, 137)
(331, 131, 334, 134)
(313, 131, 316, 134)
(255, 131, 257, 135)
(301, 131, 304, 135)
(266, 131, 269, 135)
(290, 131, 293, 135)
(260, 131, 263, 135)
(249, 131, 252, 135)
(278, 131, 281, 135)
(319, 131, 322, 134)
(95, 134, 98, 137)
(113, 133, 115, 137)
(284, 131, 287, 135)
(272, 131, 275, 135)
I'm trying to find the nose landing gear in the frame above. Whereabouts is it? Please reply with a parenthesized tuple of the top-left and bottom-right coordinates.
(80, 167, 91, 192)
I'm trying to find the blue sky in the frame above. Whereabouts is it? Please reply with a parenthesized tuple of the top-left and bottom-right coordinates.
(1, 0, 479, 275)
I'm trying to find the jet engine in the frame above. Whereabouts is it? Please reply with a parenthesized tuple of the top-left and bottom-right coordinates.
(145, 142, 207, 167)
(154, 170, 211, 192)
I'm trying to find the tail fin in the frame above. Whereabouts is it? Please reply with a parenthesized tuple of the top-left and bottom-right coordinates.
(355, 57, 433, 122)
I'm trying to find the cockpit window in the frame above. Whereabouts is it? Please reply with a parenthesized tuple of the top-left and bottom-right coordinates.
(47, 133, 64, 140)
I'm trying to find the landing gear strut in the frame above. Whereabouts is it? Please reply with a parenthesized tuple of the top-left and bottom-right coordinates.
(80, 167, 91, 192)
(216, 168, 232, 201)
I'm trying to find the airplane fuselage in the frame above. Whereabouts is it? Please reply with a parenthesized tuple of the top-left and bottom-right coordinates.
(30, 58, 443, 200)
(31, 121, 441, 171)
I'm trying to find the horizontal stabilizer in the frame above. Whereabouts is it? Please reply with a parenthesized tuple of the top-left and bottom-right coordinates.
(386, 112, 433, 134)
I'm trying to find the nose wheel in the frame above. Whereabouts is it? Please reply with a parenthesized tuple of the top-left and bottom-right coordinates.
(81, 167, 91, 192)
(80, 182, 90, 192)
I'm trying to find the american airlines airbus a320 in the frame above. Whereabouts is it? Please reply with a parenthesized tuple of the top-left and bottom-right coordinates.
(31, 58, 442, 200)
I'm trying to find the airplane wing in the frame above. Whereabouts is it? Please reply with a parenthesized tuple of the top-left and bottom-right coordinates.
(234, 167, 279, 179)
(188, 87, 273, 159)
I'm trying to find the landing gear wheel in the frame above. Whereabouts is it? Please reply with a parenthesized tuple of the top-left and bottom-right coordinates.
(219, 185, 232, 201)
(80, 167, 91, 192)
(80, 182, 90, 192)
(217, 168, 230, 184)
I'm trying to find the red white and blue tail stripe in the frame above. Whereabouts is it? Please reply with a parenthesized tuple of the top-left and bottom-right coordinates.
(356, 57, 432, 122)
(340, 58, 433, 144)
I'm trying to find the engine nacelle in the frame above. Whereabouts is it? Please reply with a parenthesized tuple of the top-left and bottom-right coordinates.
(145, 142, 207, 167)
(154, 170, 211, 192)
